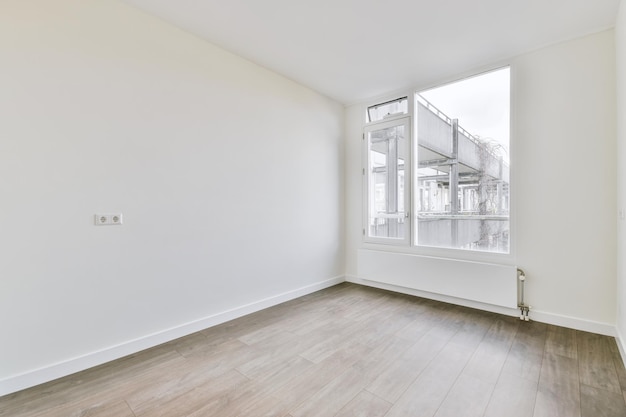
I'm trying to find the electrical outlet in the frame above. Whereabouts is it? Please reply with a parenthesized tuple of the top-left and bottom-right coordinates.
(95, 214, 110, 225)
(95, 213, 123, 226)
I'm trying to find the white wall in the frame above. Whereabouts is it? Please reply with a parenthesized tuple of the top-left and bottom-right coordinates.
(616, 1, 626, 353)
(346, 30, 617, 334)
(0, 0, 344, 395)
(513, 30, 616, 330)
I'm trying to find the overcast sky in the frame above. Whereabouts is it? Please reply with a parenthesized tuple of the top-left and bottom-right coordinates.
(419, 67, 510, 158)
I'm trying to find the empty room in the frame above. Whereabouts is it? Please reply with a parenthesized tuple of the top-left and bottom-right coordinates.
(2, 0, 626, 416)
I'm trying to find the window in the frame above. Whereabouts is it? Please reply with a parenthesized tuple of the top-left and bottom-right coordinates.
(364, 118, 410, 245)
(364, 67, 510, 254)
(367, 97, 408, 123)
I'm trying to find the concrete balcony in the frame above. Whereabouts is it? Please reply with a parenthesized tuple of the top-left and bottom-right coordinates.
(416, 95, 509, 251)
(417, 100, 509, 184)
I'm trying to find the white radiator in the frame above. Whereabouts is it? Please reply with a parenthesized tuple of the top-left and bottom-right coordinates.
(357, 249, 518, 309)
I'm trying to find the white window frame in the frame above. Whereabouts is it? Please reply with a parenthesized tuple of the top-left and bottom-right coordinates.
(361, 66, 514, 264)
(362, 116, 412, 246)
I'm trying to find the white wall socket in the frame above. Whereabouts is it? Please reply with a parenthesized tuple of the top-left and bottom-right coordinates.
(95, 213, 123, 226)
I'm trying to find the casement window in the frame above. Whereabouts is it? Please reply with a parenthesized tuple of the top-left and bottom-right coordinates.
(364, 117, 411, 245)
(363, 67, 510, 254)
(366, 97, 408, 123)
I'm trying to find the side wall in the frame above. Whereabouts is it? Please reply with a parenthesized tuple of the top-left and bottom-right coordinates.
(0, 0, 345, 395)
(616, 1, 626, 355)
(346, 30, 617, 334)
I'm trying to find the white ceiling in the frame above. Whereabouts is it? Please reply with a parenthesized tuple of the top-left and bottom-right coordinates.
(122, 0, 621, 105)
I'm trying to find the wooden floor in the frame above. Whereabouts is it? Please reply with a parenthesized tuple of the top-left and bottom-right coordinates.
(2, 283, 626, 417)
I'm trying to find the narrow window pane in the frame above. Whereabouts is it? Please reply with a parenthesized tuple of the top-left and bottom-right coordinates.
(415, 68, 510, 253)
(367, 123, 407, 240)
(367, 97, 408, 123)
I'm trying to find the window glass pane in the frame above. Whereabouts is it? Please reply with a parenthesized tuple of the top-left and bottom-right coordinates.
(368, 123, 407, 240)
(415, 68, 510, 253)
(367, 97, 408, 122)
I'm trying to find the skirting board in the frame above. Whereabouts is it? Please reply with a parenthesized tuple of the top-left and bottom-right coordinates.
(346, 275, 617, 337)
(0, 275, 345, 397)
(529, 310, 616, 337)
(617, 328, 626, 371)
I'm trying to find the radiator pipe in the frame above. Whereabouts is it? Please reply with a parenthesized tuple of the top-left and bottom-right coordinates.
(517, 268, 530, 321)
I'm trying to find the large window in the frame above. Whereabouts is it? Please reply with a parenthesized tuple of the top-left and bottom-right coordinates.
(364, 67, 510, 254)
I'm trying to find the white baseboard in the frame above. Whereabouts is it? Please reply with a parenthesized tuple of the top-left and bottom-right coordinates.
(529, 310, 615, 337)
(346, 275, 617, 337)
(616, 328, 626, 368)
(0, 276, 345, 397)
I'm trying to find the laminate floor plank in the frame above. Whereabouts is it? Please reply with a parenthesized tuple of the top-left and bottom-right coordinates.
(545, 324, 578, 359)
(384, 342, 476, 417)
(533, 353, 581, 417)
(234, 328, 330, 382)
(125, 342, 259, 414)
(445, 307, 496, 349)
(133, 369, 249, 417)
(233, 395, 293, 417)
(238, 320, 298, 346)
(365, 316, 461, 403)
(290, 311, 340, 337)
(434, 317, 520, 417)
(239, 303, 346, 344)
(354, 305, 423, 348)
(577, 331, 622, 394)
(2, 283, 626, 417)
(461, 316, 520, 383)
(185, 377, 279, 417)
(580, 384, 626, 417)
(0, 346, 185, 417)
(271, 341, 373, 411)
(334, 390, 392, 417)
(36, 400, 136, 417)
(483, 372, 540, 417)
(433, 373, 495, 417)
(28, 351, 186, 417)
(607, 339, 626, 393)
(299, 320, 372, 364)
(394, 300, 453, 342)
(483, 321, 546, 417)
(228, 356, 322, 417)
(499, 321, 547, 382)
(394, 310, 496, 417)
(290, 336, 412, 417)
(342, 294, 394, 323)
